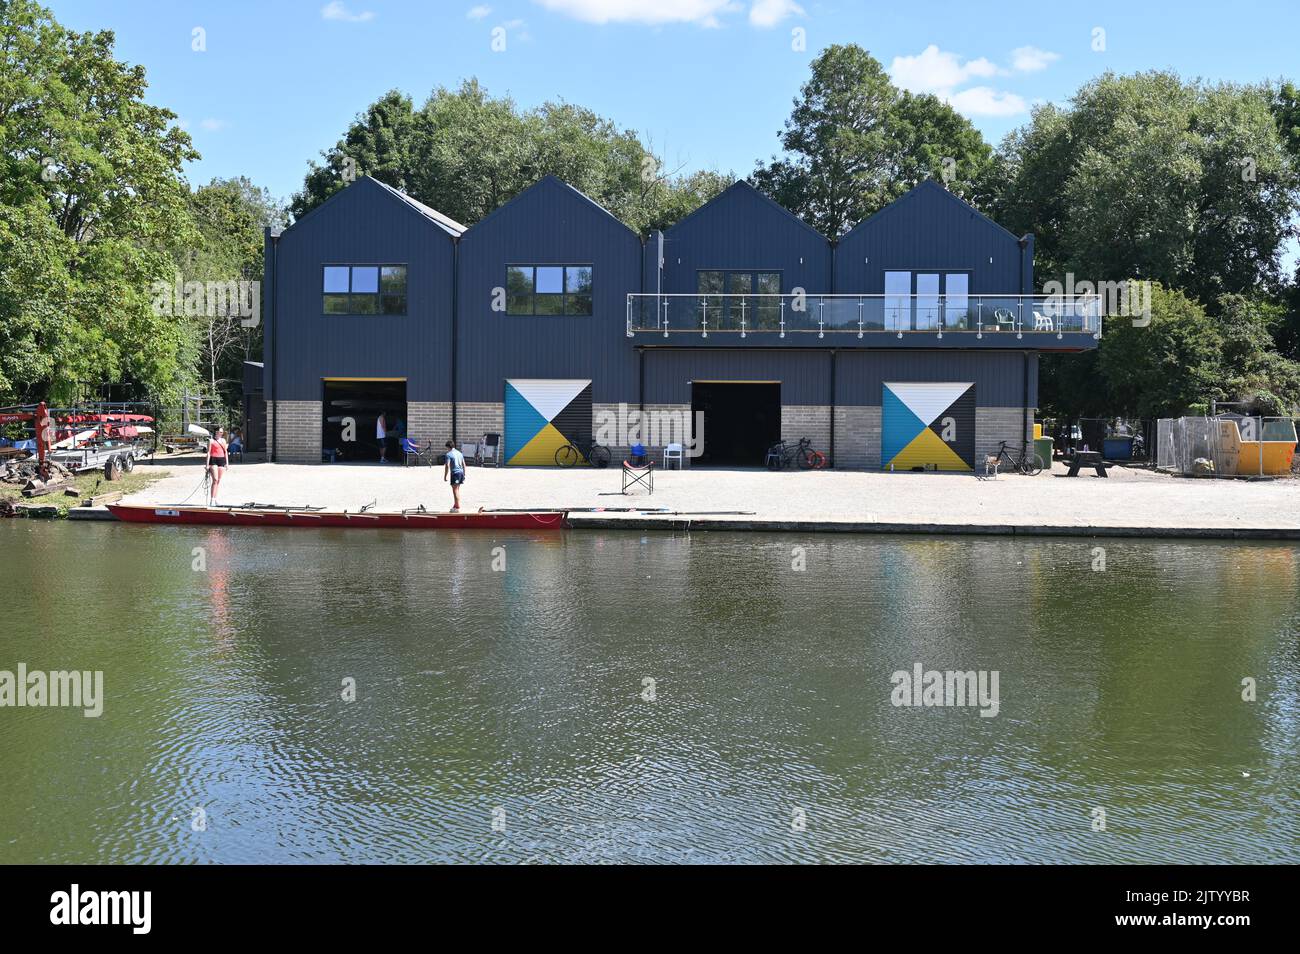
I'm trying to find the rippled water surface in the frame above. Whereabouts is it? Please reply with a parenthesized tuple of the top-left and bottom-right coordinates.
(1, 521, 1298, 863)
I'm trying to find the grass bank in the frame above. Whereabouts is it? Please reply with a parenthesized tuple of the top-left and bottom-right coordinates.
(1, 470, 165, 516)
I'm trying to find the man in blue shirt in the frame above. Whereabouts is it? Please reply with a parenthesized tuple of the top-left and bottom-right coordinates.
(443, 441, 466, 512)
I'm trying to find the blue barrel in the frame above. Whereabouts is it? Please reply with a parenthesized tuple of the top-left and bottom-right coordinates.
(1103, 437, 1133, 460)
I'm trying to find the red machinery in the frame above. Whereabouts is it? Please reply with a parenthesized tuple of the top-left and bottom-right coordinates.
(0, 402, 54, 478)
(0, 403, 155, 480)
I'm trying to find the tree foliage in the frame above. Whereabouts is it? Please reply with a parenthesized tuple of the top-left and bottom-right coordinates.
(289, 80, 730, 233)
(991, 72, 1299, 305)
(750, 44, 994, 238)
(177, 178, 287, 407)
(0, 0, 199, 404)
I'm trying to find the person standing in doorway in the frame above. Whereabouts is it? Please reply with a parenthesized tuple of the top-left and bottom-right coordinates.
(376, 411, 388, 463)
(443, 441, 465, 512)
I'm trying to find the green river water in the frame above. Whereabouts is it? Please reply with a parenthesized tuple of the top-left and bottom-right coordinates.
(1, 521, 1297, 863)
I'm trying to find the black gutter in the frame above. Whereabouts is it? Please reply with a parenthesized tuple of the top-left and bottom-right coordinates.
(1022, 351, 1030, 445)
(638, 347, 645, 413)
(1018, 235, 1027, 295)
(265, 227, 279, 462)
(451, 238, 459, 443)
(829, 349, 837, 467)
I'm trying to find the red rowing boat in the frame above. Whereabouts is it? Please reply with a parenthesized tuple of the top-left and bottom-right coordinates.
(106, 503, 567, 530)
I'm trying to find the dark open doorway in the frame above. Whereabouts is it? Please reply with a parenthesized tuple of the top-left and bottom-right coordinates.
(322, 379, 407, 462)
(691, 381, 780, 467)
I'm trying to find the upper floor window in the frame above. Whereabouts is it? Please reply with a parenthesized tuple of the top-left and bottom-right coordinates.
(884, 270, 970, 331)
(506, 265, 593, 316)
(698, 270, 782, 326)
(323, 265, 407, 315)
(697, 270, 782, 296)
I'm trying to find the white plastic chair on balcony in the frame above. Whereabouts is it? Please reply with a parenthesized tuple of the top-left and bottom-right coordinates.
(1033, 311, 1054, 331)
(663, 442, 684, 469)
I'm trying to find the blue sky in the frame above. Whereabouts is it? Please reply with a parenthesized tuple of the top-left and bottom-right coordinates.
(48, 0, 1300, 205)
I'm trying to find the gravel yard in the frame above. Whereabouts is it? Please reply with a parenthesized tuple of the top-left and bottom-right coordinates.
(119, 457, 1300, 532)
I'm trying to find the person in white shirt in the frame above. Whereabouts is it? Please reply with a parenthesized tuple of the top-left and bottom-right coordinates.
(376, 412, 388, 463)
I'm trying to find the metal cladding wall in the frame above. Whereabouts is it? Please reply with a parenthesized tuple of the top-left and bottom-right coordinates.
(835, 350, 1036, 407)
(643, 349, 835, 406)
(660, 181, 832, 295)
(456, 176, 643, 405)
(833, 180, 1031, 295)
(268, 177, 458, 402)
(642, 348, 1037, 408)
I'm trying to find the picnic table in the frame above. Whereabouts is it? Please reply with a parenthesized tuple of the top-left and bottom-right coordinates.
(1064, 450, 1109, 477)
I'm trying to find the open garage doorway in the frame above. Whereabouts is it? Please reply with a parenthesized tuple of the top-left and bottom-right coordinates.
(322, 379, 407, 462)
(691, 381, 780, 467)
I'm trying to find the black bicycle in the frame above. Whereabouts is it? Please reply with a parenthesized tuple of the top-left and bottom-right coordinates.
(555, 438, 611, 468)
(765, 437, 827, 471)
(992, 440, 1043, 476)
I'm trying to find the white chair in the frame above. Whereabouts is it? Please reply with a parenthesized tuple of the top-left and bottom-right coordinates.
(1033, 310, 1053, 331)
(663, 443, 684, 469)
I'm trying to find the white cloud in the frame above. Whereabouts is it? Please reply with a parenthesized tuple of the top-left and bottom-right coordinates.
(888, 43, 1057, 118)
(532, 0, 743, 27)
(749, 0, 803, 28)
(467, 4, 492, 18)
(321, 2, 375, 22)
(889, 45, 1003, 94)
(502, 18, 525, 28)
(198, 118, 230, 132)
(945, 87, 1027, 117)
(1010, 45, 1059, 73)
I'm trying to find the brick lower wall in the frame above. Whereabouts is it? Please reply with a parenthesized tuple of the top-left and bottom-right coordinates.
(832, 405, 882, 469)
(269, 395, 1034, 472)
(827, 405, 1029, 471)
(455, 402, 504, 444)
(594, 402, 694, 467)
(268, 400, 322, 464)
(407, 401, 452, 448)
(976, 406, 1034, 464)
(781, 405, 832, 463)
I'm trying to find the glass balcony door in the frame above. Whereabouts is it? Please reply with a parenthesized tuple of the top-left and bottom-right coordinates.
(696, 270, 782, 331)
(944, 273, 970, 330)
(726, 272, 752, 330)
(915, 273, 940, 330)
(884, 271, 911, 332)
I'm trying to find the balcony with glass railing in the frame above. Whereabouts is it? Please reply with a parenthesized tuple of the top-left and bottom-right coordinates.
(625, 294, 1102, 345)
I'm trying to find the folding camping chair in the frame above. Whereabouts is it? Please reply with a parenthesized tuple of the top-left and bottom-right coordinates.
(475, 432, 502, 467)
(401, 438, 436, 466)
(621, 459, 655, 495)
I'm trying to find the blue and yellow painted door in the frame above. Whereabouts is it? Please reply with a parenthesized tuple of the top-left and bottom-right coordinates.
(882, 382, 975, 471)
(504, 379, 593, 464)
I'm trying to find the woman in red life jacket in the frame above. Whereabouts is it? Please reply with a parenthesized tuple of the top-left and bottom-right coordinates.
(206, 427, 229, 506)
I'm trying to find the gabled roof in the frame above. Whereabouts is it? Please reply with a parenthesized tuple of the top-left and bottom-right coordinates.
(842, 178, 1020, 243)
(368, 177, 466, 236)
(663, 179, 829, 243)
(460, 174, 642, 242)
(281, 176, 465, 238)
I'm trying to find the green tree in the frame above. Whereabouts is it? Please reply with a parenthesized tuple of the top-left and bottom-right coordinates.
(290, 79, 726, 233)
(750, 44, 993, 237)
(1270, 80, 1300, 164)
(1097, 283, 1226, 419)
(176, 178, 287, 411)
(291, 90, 420, 222)
(1213, 293, 1300, 414)
(993, 72, 1298, 304)
(0, 0, 198, 404)
(1090, 282, 1300, 419)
